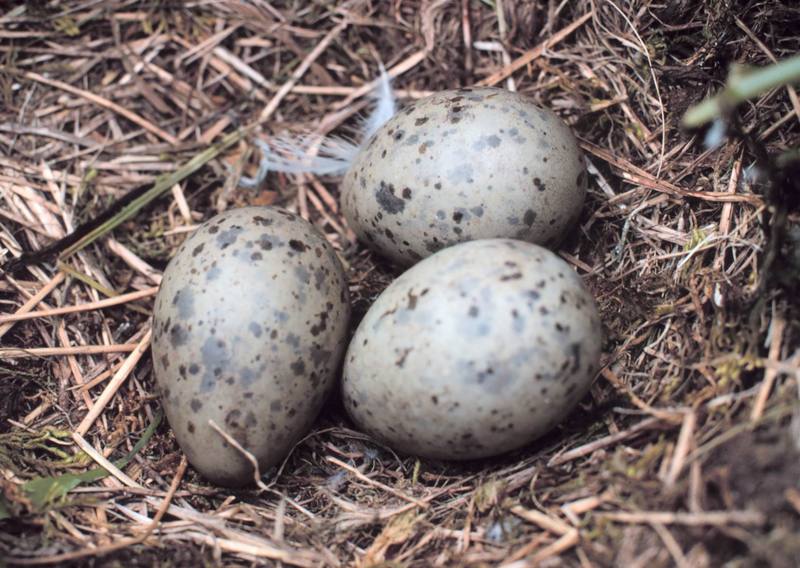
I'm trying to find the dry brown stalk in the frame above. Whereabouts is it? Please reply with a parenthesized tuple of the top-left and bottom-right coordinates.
(326, 456, 429, 509)
(477, 11, 594, 86)
(501, 529, 581, 567)
(601, 510, 766, 526)
(549, 417, 670, 466)
(510, 505, 572, 535)
(664, 410, 696, 488)
(0, 344, 139, 358)
(71, 432, 141, 488)
(22, 71, 179, 145)
(75, 329, 152, 436)
(751, 316, 787, 421)
(56, 320, 94, 409)
(259, 21, 349, 124)
(0, 286, 158, 323)
(0, 271, 64, 339)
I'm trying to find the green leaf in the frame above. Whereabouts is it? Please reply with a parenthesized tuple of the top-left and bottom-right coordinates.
(683, 54, 800, 127)
(23, 473, 89, 510)
(22, 411, 162, 510)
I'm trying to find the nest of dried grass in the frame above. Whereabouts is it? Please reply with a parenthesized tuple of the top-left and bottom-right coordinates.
(1, 1, 799, 566)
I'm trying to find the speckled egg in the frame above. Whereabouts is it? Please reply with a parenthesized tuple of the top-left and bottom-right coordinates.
(341, 88, 587, 266)
(342, 239, 601, 460)
(151, 206, 350, 486)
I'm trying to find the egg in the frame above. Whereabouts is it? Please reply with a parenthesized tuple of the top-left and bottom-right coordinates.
(341, 87, 587, 266)
(341, 239, 601, 460)
(151, 206, 350, 486)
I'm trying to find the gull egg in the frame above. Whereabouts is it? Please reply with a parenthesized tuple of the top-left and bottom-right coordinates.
(152, 207, 350, 486)
(342, 88, 587, 265)
(342, 239, 602, 460)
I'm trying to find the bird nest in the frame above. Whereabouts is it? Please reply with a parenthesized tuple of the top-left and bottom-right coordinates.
(1, 1, 799, 566)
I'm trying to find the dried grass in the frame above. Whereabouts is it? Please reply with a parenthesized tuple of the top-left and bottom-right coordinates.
(1, 1, 799, 566)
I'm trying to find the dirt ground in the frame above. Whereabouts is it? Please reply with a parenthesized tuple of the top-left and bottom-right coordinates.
(1, 1, 799, 566)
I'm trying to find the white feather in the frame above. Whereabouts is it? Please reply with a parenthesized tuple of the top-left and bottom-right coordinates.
(360, 64, 396, 142)
(240, 66, 397, 188)
(703, 118, 726, 150)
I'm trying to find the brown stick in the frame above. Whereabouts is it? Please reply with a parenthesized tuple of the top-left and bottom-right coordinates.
(23, 71, 179, 145)
(326, 456, 429, 509)
(601, 510, 765, 526)
(75, 329, 152, 436)
(477, 11, 593, 87)
(751, 316, 786, 421)
(0, 271, 65, 340)
(549, 417, 668, 466)
(258, 21, 348, 124)
(0, 287, 158, 324)
(0, 344, 138, 358)
(71, 432, 141, 488)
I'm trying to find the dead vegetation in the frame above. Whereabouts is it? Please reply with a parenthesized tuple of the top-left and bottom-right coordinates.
(1, 1, 799, 566)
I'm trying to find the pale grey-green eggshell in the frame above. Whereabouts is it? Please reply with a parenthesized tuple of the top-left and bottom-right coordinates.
(152, 207, 350, 486)
(341, 88, 587, 266)
(342, 239, 602, 460)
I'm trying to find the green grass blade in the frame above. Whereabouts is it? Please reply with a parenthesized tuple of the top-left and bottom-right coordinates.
(61, 129, 247, 259)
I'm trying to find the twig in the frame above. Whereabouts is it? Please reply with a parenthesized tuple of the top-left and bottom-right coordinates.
(179, 533, 320, 567)
(71, 432, 141, 488)
(107, 239, 162, 285)
(601, 367, 685, 422)
(0, 343, 138, 358)
(510, 506, 572, 536)
(650, 522, 690, 568)
(664, 410, 695, 488)
(501, 529, 580, 567)
(549, 417, 668, 466)
(258, 21, 348, 124)
(0, 286, 157, 323)
(461, 0, 473, 72)
(75, 329, 152, 436)
(57, 320, 94, 410)
(325, 456, 429, 509)
(580, 140, 763, 205)
(208, 418, 267, 490)
(494, 0, 515, 92)
(0, 271, 64, 340)
(785, 488, 800, 515)
(751, 315, 786, 421)
(477, 11, 593, 86)
(22, 71, 179, 145)
(601, 510, 766, 526)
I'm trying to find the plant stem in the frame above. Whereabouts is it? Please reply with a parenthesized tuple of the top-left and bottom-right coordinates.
(683, 54, 800, 127)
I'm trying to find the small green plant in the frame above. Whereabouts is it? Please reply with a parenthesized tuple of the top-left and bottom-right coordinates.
(27, 412, 160, 510)
(683, 54, 800, 128)
(683, 54, 800, 345)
